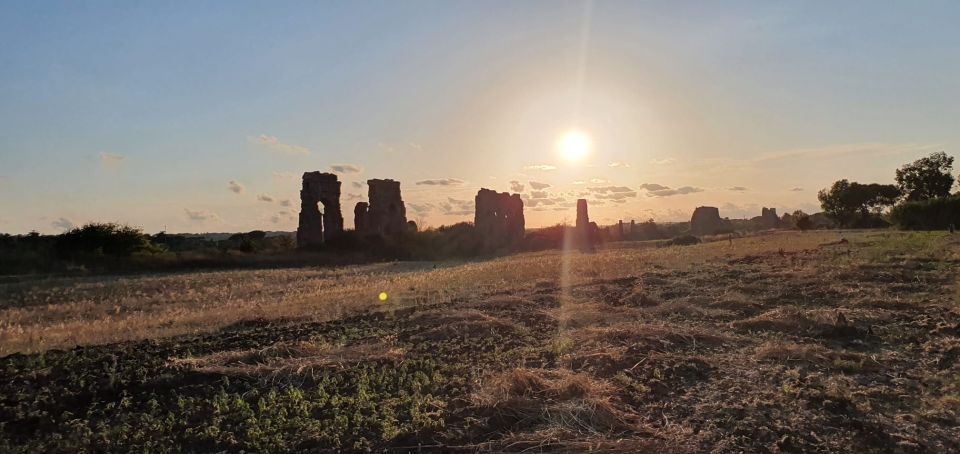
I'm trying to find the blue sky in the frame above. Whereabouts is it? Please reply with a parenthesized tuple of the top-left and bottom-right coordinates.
(1, 1, 958, 233)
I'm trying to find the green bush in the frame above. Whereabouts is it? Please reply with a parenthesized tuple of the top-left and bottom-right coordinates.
(890, 196, 960, 230)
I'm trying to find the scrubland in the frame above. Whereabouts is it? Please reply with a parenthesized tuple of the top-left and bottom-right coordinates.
(1, 230, 959, 452)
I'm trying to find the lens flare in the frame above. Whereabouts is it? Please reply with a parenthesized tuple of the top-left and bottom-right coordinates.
(557, 130, 591, 162)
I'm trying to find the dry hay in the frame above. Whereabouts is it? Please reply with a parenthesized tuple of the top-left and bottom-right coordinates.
(169, 338, 404, 377)
(755, 341, 880, 372)
(471, 368, 638, 436)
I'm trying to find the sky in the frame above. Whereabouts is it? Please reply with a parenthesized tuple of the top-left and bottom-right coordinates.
(1, 1, 958, 234)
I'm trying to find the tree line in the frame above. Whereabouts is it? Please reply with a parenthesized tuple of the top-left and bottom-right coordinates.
(818, 152, 958, 229)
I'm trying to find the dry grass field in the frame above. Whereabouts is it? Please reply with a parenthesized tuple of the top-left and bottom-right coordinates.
(2, 230, 959, 452)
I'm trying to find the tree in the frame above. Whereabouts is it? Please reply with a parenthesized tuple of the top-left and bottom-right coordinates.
(818, 180, 901, 227)
(895, 151, 955, 201)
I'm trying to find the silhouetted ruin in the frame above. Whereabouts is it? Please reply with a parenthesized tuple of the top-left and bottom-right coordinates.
(355, 179, 407, 236)
(690, 206, 725, 236)
(758, 207, 781, 229)
(353, 202, 369, 232)
(475, 188, 524, 250)
(575, 199, 595, 251)
(297, 172, 343, 247)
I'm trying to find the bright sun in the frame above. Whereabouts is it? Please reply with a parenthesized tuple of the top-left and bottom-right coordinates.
(557, 130, 591, 162)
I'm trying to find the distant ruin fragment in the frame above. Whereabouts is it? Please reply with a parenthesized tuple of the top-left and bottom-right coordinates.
(690, 206, 725, 236)
(475, 188, 524, 250)
(355, 179, 407, 236)
(574, 199, 595, 251)
(759, 207, 780, 229)
(297, 172, 343, 247)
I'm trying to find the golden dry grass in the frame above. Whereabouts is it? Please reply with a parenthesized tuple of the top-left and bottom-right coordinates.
(0, 230, 894, 355)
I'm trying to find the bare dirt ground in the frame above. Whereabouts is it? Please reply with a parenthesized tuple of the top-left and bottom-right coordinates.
(1, 231, 959, 452)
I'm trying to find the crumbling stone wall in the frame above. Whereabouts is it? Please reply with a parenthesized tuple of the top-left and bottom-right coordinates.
(475, 188, 524, 250)
(690, 206, 724, 236)
(574, 199, 595, 251)
(760, 207, 780, 229)
(355, 179, 407, 236)
(297, 172, 343, 247)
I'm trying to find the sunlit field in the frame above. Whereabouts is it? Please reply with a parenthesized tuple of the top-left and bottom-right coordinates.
(2, 230, 959, 451)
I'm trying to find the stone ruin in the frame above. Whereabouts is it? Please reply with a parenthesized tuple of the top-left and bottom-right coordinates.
(474, 188, 524, 250)
(354, 179, 408, 236)
(574, 198, 597, 251)
(297, 172, 343, 247)
(690, 206, 726, 236)
(758, 207, 781, 229)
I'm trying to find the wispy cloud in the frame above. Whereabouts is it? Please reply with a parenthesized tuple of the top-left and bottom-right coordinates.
(352, 181, 364, 189)
(639, 184, 704, 197)
(252, 134, 310, 155)
(524, 164, 557, 171)
(228, 180, 244, 194)
(589, 178, 608, 184)
(509, 180, 524, 192)
(272, 171, 297, 180)
(790, 187, 804, 192)
(98, 152, 126, 162)
(184, 208, 221, 222)
(416, 178, 464, 186)
(588, 186, 634, 194)
(755, 142, 938, 163)
(639, 183, 669, 191)
(530, 190, 549, 199)
(529, 181, 551, 190)
(728, 186, 749, 191)
(257, 194, 274, 202)
(330, 164, 363, 174)
(279, 199, 292, 207)
(608, 161, 631, 168)
(344, 193, 362, 201)
(650, 158, 677, 165)
(51, 217, 75, 231)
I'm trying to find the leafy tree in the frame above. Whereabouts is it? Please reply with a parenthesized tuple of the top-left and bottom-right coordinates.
(895, 151, 955, 201)
(55, 222, 159, 258)
(818, 180, 901, 227)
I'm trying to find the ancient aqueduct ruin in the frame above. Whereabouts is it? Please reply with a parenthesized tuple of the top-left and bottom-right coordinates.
(296, 171, 783, 250)
(295, 171, 596, 250)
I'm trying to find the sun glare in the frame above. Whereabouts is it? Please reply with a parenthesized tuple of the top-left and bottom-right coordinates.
(557, 130, 591, 162)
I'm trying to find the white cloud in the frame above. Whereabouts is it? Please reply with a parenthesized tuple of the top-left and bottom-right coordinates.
(529, 181, 551, 190)
(98, 152, 126, 162)
(228, 180, 244, 194)
(608, 161, 631, 168)
(330, 164, 363, 174)
(639, 183, 669, 191)
(252, 134, 310, 155)
(649, 158, 677, 165)
(642, 185, 704, 197)
(272, 171, 297, 180)
(416, 178, 465, 186)
(184, 209, 221, 222)
(589, 178, 608, 184)
(587, 186, 634, 194)
(51, 217, 75, 231)
(509, 181, 525, 192)
(257, 194, 274, 202)
(523, 164, 557, 171)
